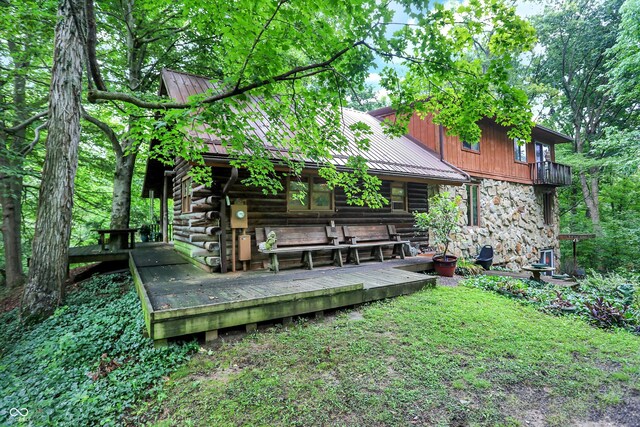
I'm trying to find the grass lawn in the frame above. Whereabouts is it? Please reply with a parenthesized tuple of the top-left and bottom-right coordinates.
(144, 285, 640, 427)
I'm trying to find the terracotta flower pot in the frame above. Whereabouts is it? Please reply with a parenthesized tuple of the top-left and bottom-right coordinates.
(432, 255, 458, 277)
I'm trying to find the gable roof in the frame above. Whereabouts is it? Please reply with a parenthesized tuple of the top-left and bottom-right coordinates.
(144, 69, 468, 196)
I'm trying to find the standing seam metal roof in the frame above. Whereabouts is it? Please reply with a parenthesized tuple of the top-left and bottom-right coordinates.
(160, 69, 468, 182)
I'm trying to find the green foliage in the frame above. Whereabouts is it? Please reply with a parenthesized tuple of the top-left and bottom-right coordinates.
(455, 257, 484, 276)
(608, 0, 640, 107)
(0, 273, 197, 426)
(135, 0, 537, 207)
(414, 191, 462, 259)
(463, 272, 640, 333)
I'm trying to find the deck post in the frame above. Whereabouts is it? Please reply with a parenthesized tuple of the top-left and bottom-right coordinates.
(154, 339, 168, 348)
(162, 172, 173, 243)
(205, 330, 218, 342)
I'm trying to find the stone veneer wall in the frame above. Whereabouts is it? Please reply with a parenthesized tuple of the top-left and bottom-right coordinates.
(437, 178, 560, 270)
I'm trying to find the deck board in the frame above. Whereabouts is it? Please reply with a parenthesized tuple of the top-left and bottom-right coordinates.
(128, 244, 436, 341)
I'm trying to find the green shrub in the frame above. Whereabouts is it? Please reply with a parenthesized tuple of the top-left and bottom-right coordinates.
(462, 272, 640, 334)
(455, 258, 484, 276)
(0, 273, 197, 426)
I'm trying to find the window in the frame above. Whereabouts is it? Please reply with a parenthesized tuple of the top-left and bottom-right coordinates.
(391, 182, 407, 211)
(543, 192, 553, 225)
(514, 138, 527, 162)
(462, 140, 480, 152)
(287, 177, 333, 211)
(181, 176, 192, 213)
(466, 184, 480, 226)
(540, 249, 554, 275)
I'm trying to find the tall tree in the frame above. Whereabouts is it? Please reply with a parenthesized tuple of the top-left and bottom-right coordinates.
(81, 0, 222, 245)
(527, 0, 626, 234)
(21, 0, 86, 322)
(23, 0, 536, 320)
(0, 1, 54, 288)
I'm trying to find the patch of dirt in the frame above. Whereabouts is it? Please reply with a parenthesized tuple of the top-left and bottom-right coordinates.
(593, 391, 640, 427)
(0, 285, 23, 313)
(436, 274, 466, 287)
(347, 310, 364, 321)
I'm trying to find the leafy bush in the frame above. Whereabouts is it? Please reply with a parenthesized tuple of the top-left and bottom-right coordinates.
(0, 273, 197, 426)
(463, 273, 640, 334)
(455, 258, 484, 276)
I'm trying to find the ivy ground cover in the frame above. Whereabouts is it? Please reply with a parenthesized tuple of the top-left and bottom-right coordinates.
(0, 274, 197, 426)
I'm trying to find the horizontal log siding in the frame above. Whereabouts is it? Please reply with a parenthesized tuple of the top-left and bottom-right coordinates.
(171, 158, 220, 272)
(213, 167, 429, 271)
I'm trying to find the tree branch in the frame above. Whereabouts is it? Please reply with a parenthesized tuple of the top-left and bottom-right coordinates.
(234, 0, 289, 92)
(6, 111, 48, 133)
(84, 0, 107, 91)
(81, 108, 123, 158)
(20, 121, 49, 156)
(88, 40, 364, 109)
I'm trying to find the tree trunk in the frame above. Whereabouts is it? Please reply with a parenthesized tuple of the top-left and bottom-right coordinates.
(0, 42, 28, 289)
(0, 172, 25, 288)
(109, 152, 136, 247)
(574, 125, 602, 235)
(21, 0, 85, 323)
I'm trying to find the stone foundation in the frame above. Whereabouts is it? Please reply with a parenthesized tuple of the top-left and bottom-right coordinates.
(437, 178, 560, 270)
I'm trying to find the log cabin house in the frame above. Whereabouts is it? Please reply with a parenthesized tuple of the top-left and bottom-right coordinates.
(142, 70, 470, 273)
(143, 69, 572, 273)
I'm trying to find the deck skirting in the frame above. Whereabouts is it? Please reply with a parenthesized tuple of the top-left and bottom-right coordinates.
(128, 245, 435, 342)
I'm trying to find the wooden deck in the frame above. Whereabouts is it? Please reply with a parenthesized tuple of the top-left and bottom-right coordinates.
(129, 244, 436, 344)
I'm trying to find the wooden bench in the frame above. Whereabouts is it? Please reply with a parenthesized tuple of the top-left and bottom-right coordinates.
(343, 225, 409, 265)
(255, 226, 348, 273)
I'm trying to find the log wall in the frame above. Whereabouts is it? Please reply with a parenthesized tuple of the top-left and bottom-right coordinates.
(211, 167, 431, 271)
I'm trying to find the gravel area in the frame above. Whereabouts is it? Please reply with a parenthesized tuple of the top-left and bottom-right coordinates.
(436, 274, 465, 287)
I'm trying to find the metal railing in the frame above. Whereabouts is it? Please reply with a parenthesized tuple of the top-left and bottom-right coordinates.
(529, 161, 572, 186)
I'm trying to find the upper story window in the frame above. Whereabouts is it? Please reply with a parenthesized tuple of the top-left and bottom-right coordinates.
(514, 138, 527, 163)
(181, 176, 192, 213)
(467, 184, 480, 226)
(462, 140, 480, 152)
(390, 182, 407, 211)
(543, 193, 553, 225)
(287, 177, 333, 211)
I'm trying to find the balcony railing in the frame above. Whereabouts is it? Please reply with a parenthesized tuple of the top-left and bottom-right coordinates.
(529, 161, 572, 186)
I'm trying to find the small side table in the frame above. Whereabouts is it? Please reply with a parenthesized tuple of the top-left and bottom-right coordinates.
(522, 266, 555, 282)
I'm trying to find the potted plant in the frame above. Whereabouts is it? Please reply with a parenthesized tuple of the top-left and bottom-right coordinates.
(139, 225, 151, 242)
(414, 192, 462, 277)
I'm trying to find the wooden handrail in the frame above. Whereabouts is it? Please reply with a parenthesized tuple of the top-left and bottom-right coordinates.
(529, 161, 572, 186)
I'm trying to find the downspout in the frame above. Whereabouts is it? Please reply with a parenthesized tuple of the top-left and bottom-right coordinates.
(439, 124, 471, 182)
(219, 167, 238, 273)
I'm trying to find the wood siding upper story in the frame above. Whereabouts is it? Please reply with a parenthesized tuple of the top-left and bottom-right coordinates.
(381, 112, 556, 185)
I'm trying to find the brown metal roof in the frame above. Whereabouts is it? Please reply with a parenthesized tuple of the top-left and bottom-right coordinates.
(159, 69, 468, 183)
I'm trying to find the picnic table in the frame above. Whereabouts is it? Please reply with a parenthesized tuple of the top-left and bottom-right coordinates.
(94, 228, 138, 250)
(522, 265, 555, 282)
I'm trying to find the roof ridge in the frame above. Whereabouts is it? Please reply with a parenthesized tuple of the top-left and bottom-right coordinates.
(162, 68, 217, 81)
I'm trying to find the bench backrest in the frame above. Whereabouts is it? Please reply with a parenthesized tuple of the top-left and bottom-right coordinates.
(255, 226, 340, 248)
(342, 224, 397, 242)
